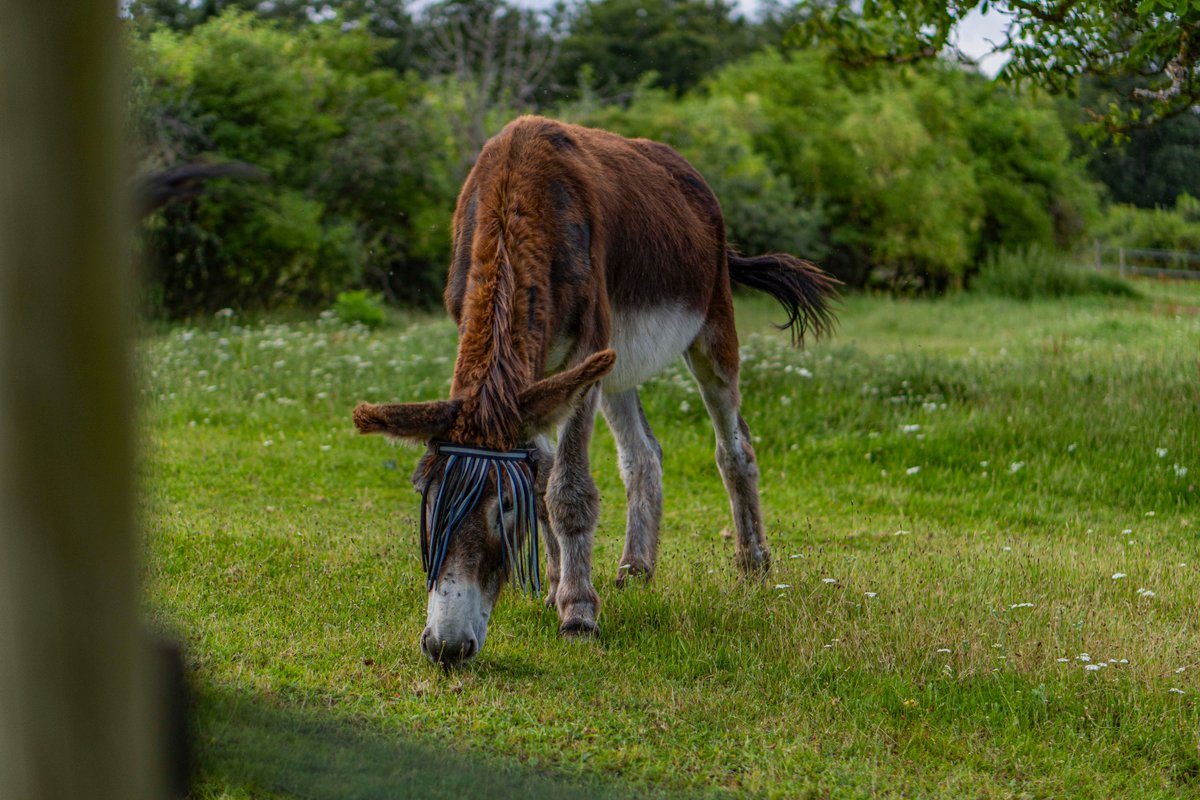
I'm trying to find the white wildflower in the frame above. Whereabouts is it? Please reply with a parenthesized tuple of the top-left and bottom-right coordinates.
(319, 445, 331, 452)
(1009, 602, 1034, 609)
(262, 439, 274, 447)
(822, 578, 837, 584)
(1009, 462, 1025, 474)
(774, 584, 791, 590)
(864, 592, 877, 598)
(1084, 664, 1104, 671)
(1169, 688, 1186, 695)
(215, 307, 235, 318)
(780, 395, 792, 406)
(797, 367, 813, 379)
(1156, 447, 1168, 458)
(679, 400, 691, 413)
(1175, 464, 1189, 478)
(894, 530, 910, 536)
(1175, 667, 1186, 674)
(1067, 442, 1077, 452)
(900, 424, 921, 433)
(906, 466, 921, 475)
(1136, 587, 1155, 597)
(1056, 658, 1070, 663)
(937, 648, 951, 654)
(1112, 573, 1127, 580)
(1077, 654, 1091, 662)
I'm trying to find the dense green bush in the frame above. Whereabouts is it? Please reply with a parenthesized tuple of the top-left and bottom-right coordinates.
(707, 51, 1099, 289)
(131, 13, 459, 316)
(333, 289, 387, 328)
(972, 246, 1138, 300)
(1095, 194, 1200, 253)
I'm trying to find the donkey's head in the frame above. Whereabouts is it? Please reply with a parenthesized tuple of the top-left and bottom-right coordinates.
(353, 349, 615, 665)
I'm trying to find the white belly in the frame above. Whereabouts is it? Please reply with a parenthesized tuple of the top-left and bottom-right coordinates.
(601, 305, 705, 394)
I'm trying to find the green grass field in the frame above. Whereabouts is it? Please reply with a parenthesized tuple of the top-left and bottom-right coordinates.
(141, 282, 1200, 798)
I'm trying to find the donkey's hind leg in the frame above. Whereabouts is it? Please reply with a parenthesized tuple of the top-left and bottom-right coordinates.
(601, 389, 664, 586)
(684, 311, 771, 574)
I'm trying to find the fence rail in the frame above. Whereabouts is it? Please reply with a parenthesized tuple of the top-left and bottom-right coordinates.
(1084, 243, 1200, 281)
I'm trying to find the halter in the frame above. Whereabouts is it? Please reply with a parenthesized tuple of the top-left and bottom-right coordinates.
(420, 441, 541, 596)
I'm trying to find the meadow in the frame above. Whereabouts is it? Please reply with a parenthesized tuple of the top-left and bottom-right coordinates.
(141, 282, 1200, 798)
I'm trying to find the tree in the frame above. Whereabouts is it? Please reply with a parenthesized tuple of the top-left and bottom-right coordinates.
(417, 0, 564, 171)
(125, 0, 419, 70)
(555, 0, 754, 99)
(788, 1, 1200, 134)
(1073, 76, 1200, 207)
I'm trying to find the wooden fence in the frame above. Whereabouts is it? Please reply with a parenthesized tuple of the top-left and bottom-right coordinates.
(1086, 243, 1200, 281)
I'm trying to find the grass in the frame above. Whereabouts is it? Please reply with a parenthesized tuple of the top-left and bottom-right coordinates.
(141, 283, 1200, 798)
(974, 246, 1141, 300)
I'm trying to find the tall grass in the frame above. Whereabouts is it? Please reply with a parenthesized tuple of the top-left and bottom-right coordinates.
(973, 246, 1139, 299)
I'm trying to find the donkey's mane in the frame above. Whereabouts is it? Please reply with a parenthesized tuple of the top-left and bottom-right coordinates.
(448, 176, 534, 449)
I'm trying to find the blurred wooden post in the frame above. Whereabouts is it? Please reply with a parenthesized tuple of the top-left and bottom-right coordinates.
(1093, 239, 1101, 271)
(0, 3, 157, 800)
(1119, 247, 1126, 277)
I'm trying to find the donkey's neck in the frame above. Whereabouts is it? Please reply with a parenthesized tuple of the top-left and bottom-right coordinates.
(447, 230, 547, 448)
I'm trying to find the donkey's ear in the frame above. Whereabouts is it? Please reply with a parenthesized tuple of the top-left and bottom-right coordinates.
(352, 399, 461, 446)
(519, 349, 616, 435)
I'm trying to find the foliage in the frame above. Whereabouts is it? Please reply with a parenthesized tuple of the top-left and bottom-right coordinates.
(1077, 79, 1200, 208)
(415, 0, 565, 170)
(972, 246, 1138, 300)
(142, 289, 1200, 797)
(707, 51, 1099, 288)
(787, 1, 1200, 135)
(333, 289, 386, 328)
(1096, 193, 1200, 252)
(555, 0, 754, 99)
(130, 12, 460, 315)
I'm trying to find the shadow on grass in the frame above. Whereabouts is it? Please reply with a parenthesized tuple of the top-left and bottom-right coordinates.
(195, 687, 678, 800)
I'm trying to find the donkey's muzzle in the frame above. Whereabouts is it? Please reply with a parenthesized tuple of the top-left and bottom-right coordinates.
(420, 626, 478, 665)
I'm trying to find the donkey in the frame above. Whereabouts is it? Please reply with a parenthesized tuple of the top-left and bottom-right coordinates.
(354, 116, 837, 664)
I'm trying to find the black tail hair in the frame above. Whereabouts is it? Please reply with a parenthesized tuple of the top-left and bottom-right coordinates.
(727, 250, 841, 345)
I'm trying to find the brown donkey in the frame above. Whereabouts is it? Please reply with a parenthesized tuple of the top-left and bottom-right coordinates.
(354, 116, 837, 664)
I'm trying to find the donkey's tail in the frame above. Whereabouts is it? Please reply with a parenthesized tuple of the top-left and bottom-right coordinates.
(727, 250, 841, 345)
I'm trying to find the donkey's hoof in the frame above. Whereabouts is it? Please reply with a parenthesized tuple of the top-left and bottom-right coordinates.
(559, 617, 600, 639)
(615, 560, 653, 588)
(736, 547, 771, 576)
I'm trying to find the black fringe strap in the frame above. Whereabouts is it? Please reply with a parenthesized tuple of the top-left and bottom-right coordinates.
(420, 441, 540, 596)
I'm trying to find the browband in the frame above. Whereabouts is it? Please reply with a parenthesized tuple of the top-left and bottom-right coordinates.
(421, 440, 541, 597)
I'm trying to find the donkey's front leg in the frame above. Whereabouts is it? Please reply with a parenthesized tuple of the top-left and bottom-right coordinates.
(546, 387, 602, 636)
(601, 388, 663, 585)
